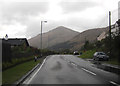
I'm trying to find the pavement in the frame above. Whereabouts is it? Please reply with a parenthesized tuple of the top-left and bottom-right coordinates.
(22, 55, 120, 85)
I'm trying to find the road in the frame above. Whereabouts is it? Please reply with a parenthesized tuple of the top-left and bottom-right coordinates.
(23, 55, 120, 85)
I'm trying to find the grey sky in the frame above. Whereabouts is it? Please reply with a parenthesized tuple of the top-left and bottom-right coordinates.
(60, 1, 99, 13)
(0, 0, 119, 39)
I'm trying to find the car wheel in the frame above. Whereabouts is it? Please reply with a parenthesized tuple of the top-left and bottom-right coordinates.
(93, 57, 95, 60)
(96, 58, 99, 61)
(106, 58, 109, 61)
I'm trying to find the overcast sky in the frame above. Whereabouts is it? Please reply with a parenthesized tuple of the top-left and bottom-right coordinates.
(0, 0, 119, 39)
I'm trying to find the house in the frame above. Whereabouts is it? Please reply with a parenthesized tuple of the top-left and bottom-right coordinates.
(1, 38, 29, 47)
(0, 38, 29, 62)
(97, 20, 120, 41)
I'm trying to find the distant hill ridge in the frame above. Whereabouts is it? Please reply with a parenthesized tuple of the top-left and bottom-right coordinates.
(28, 26, 108, 51)
(28, 26, 79, 49)
(49, 27, 108, 51)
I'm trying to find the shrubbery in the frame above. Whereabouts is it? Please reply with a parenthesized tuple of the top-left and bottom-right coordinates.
(2, 56, 34, 70)
(2, 44, 58, 70)
(81, 31, 120, 61)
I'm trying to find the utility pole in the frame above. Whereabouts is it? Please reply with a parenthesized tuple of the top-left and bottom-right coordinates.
(84, 36, 86, 52)
(48, 34, 49, 48)
(109, 11, 112, 58)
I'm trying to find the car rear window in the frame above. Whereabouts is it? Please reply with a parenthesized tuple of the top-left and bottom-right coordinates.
(99, 52, 105, 55)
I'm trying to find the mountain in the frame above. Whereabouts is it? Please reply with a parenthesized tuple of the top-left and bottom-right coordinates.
(50, 27, 109, 51)
(28, 26, 79, 49)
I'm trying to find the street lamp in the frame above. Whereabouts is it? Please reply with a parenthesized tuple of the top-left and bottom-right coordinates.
(40, 21, 47, 57)
(5, 34, 8, 41)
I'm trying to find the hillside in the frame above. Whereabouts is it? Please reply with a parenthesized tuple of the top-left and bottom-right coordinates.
(50, 27, 109, 51)
(28, 26, 79, 49)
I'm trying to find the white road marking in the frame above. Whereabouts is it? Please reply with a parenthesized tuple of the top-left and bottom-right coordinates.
(71, 63, 77, 67)
(26, 58, 47, 84)
(81, 68, 96, 76)
(67, 60, 70, 62)
(71, 63, 75, 65)
(74, 64, 77, 67)
(110, 81, 120, 86)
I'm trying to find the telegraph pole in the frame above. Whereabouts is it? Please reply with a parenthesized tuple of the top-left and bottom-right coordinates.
(109, 11, 112, 58)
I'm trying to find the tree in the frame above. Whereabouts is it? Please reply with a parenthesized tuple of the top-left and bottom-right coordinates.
(95, 41, 102, 50)
(84, 40, 89, 50)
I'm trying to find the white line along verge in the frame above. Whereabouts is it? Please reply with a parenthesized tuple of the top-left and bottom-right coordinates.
(26, 58, 47, 84)
(110, 81, 120, 86)
(81, 68, 96, 76)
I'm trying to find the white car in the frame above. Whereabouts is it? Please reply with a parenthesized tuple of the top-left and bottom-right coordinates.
(93, 52, 109, 61)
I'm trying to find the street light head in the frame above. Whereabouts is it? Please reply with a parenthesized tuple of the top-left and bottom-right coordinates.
(5, 34, 8, 40)
(44, 21, 47, 23)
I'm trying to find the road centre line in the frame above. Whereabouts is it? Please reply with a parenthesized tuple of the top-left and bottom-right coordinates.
(64, 57, 96, 75)
(81, 68, 96, 76)
(109, 81, 120, 86)
(71, 62, 77, 67)
(26, 58, 47, 84)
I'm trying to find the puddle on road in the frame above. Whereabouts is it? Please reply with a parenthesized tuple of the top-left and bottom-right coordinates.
(51, 61, 62, 71)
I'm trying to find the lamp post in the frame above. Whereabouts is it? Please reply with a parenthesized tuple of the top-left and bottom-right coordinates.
(40, 21, 47, 57)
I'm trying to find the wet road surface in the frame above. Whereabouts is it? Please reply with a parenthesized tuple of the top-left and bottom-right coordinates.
(24, 55, 120, 85)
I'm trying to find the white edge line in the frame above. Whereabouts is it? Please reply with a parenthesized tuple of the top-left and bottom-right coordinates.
(110, 81, 120, 86)
(81, 68, 96, 76)
(26, 58, 47, 84)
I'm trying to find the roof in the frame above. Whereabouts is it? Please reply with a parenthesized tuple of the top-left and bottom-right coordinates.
(1, 38, 29, 46)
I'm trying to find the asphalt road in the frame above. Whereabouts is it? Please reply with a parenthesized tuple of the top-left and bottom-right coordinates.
(23, 55, 120, 85)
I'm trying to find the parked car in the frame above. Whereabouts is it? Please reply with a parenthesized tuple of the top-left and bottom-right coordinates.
(73, 51, 79, 55)
(93, 52, 109, 61)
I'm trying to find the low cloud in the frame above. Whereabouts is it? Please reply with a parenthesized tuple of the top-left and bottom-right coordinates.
(0, 2, 49, 23)
(60, 1, 99, 14)
(0, 0, 119, 39)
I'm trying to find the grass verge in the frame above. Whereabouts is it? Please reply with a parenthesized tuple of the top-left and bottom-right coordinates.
(78, 50, 120, 66)
(78, 49, 96, 59)
(104, 59, 120, 66)
(2, 57, 44, 84)
(2, 56, 34, 70)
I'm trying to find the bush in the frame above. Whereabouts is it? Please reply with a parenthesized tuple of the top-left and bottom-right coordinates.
(2, 56, 34, 70)
(78, 49, 96, 59)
